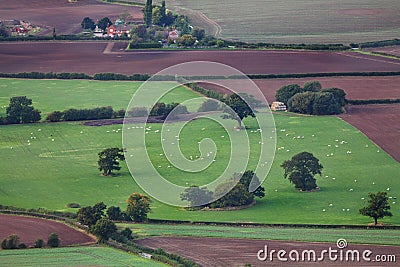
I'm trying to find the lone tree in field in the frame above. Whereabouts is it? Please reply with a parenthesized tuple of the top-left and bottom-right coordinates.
(281, 152, 323, 191)
(6, 96, 41, 124)
(359, 191, 393, 225)
(98, 148, 125, 176)
(222, 94, 255, 129)
(126, 193, 151, 222)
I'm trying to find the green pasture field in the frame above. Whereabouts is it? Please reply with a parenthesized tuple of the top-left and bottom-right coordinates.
(120, 223, 400, 246)
(0, 78, 399, 226)
(0, 79, 200, 117)
(0, 246, 167, 267)
(120, 0, 400, 44)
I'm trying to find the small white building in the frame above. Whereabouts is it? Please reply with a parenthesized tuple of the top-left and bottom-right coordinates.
(271, 101, 287, 111)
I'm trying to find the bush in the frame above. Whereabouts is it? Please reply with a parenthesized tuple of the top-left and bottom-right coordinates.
(106, 206, 124, 221)
(128, 42, 163, 49)
(127, 107, 148, 117)
(287, 91, 316, 114)
(18, 243, 27, 249)
(66, 203, 81, 208)
(34, 239, 45, 248)
(120, 227, 133, 240)
(312, 92, 341, 115)
(47, 233, 60, 247)
(46, 111, 64, 122)
(1, 235, 20, 249)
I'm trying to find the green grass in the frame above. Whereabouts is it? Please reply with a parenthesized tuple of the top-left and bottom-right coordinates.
(0, 79, 200, 117)
(0, 246, 167, 267)
(119, 223, 400, 246)
(0, 78, 399, 225)
(127, 0, 400, 44)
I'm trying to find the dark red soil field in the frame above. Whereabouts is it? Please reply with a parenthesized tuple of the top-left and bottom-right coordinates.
(199, 76, 400, 103)
(1, 42, 400, 75)
(0, 214, 96, 247)
(339, 104, 400, 162)
(136, 236, 400, 266)
(0, 0, 143, 35)
(365, 46, 400, 57)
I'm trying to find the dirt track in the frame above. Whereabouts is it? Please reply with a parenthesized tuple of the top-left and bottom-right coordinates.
(136, 236, 400, 266)
(0, 0, 142, 35)
(0, 214, 96, 247)
(340, 104, 400, 162)
(1, 42, 400, 75)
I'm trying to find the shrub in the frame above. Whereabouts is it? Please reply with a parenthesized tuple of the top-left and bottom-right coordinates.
(18, 243, 27, 249)
(1, 235, 20, 249)
(47, 233, 60, 247)
(120, 227, 133, 240)
(46, 111, 64, 122)
(127, 107, 148, 117)
(67, 203, 81, 208)
(34, 239, 45, 248)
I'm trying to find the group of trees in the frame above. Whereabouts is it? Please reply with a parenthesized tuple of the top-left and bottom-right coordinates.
(180, 170, 265, 209)
(1, 233, 59, 249)
(275, 81, 347, 115)
(0, 96, 41, 125)
(77, 194, 150, 242)
(81, 17, 112, 31)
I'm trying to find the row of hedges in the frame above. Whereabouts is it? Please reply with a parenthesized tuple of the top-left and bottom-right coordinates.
(0, 72, 150, 81)
(223, 40, 349, 51)
(1, 71, 400, 81)
(127, 42, 163, 49)
(347, 98, 400, 105)
(46, 106, 125, 122)
(353, 39, 400, 49)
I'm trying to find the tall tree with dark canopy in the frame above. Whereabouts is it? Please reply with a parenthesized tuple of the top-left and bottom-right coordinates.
(90, 218, 117, 242)
(77, 202, 107, 226)
(222, 94, 255, 129)
(234, 170, 265, 198)
(359, 191, 393, 225)
(281, 152, 323, 191)
(6, 96, 41, 124)
(126, 193, 151, 222)
(97, 17, 112, 31)
(275, 84, 302, 105)
(98, 148, 125, 176)
(144, 0, 153, 27)
(81, 17, 95, 30)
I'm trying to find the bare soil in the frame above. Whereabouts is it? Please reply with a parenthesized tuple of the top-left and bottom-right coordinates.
(199, 76, 400, 103)
(339, 104, 400, 162)
(136, 236, 400, 266)
(0, 214, 96, 247)
(0, 0, 143, 35)
(1, 42, 400, 75)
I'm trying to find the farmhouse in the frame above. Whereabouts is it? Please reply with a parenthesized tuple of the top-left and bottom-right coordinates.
(168, 29, 180, 40)
(271, 101, 287, 111)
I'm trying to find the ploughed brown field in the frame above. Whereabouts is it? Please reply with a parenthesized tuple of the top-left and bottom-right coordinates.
(1, 42, 400, 75)
(0, 0, 143, 35)
(199, 76, 400, 103)
(339, 104, 400, 162)
(136, 236, 400, 267)
(0, 214, 96, 247)
(365, 46, 400, 57)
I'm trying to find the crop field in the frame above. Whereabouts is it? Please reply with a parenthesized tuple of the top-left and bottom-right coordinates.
(0, 80, 399, 225)
(122, 223, 400, 246)
(165, 0, 400, 44)
(0, 246, 166, 267)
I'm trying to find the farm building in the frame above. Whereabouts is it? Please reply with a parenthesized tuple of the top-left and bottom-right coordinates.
(271, 101, 287, 111)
